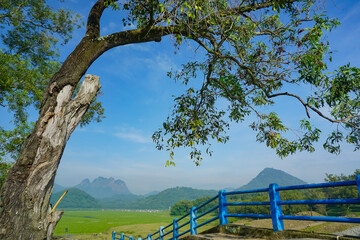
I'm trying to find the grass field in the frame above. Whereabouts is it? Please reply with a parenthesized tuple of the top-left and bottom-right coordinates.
(54, 210, 175, 236)
(54, 210, 219, 239)
(54, 210, 359, 239)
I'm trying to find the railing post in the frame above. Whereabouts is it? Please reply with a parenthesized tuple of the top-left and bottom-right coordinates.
(173, 218, 179, 240)
(269, 183, 284, 231)
(356, 174, 360, 198)
(121, 233, 125, 240)
(147, 234, 152, 240)
(112, 231, 116, 240)
(190, 206, 197, 235)
(159, 226, 164, 240)
(219, 190, 228, 225)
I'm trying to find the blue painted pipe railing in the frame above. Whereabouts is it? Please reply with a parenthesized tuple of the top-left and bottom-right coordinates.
(112, 174, 360, 240)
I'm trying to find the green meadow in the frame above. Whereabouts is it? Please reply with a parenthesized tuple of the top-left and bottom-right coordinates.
(54, 210, 174, 236)
(54, 210, 219, 239)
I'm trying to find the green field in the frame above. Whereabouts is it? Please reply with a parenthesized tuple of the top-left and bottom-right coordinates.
(53, 210, 359, 240)
(54, 210, 174, 236)
(54, 210, 219, 239)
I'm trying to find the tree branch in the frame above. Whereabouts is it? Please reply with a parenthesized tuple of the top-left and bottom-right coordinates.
(65, 74, 101, 138)
(267, 92, 360, 130)
(86, 0, 107, 38)
(101, 25, 185, 49)
(228, 0, 298, 15)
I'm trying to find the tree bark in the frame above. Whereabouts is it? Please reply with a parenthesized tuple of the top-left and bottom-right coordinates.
(0, 74, 101, 239)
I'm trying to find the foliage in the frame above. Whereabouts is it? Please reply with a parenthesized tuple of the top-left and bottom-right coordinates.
(0, 0, 104, 163)
(170, 200, 193, 215)
(148, 0, 360, 165)
(323, 169, 360, 215)
(281, 190, 309, 215)
(0, 160, 12, 190)
(192, 196, 218, 214)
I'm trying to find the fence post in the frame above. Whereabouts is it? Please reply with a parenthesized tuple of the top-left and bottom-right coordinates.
(219, 190, 228, 225)
(269, 183, 284, 231)
(356, 174, 360, 198)
(190, 206, 197, 235)
(112, 231, 116, 240)
(147, 234, 152, 240)
(121, 233, 125, 240)
(173, 218, 179, 240)
(159, 226, 164, 240)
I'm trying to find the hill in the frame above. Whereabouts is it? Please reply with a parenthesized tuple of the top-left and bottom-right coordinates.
(50, 188, 101, 209)
(127, 187, 217, 209)
(237, 168, 306, 190)
(99, 194, 145, 209)
(98, 186, 217, 210)
(75, 177, 131, 199)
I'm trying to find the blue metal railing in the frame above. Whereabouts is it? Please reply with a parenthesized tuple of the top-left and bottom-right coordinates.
(112, 174, 360, 240)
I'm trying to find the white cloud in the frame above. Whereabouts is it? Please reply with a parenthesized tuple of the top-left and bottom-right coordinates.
(114, 127, 151, 143)
(115, 132, 151, 143)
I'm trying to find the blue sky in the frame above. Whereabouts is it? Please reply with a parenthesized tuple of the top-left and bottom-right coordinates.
(2, 0, 360, 195)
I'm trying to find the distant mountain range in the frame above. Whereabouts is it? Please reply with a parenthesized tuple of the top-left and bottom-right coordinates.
(50, 186, 217, 210)
(75, 177, 131, 198)
(100, 186, 217, 210)
(51, 168, 306, 210)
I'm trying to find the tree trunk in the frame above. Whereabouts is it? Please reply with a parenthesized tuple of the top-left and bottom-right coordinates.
(0, 74, 101, 239)
(0, 1, 171, 237)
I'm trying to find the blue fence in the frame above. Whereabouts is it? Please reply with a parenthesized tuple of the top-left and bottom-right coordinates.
(112, 174, 360, 240)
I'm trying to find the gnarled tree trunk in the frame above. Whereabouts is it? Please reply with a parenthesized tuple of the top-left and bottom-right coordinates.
(0, 74, 101, 239)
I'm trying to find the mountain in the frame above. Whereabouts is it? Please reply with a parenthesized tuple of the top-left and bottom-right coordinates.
(50, 188, 101, 209)
(97, 186, 217, 210)
(99, 194, 145, 209)
(127, 187, 218, 210)
(75, 177, 131, 199)
(237, 168, 306, 190)
(144, 190, 160, 197)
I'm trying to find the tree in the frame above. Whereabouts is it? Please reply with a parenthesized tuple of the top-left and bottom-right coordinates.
(0, 0, 104, 174)
(0, 0, 359, 239)
(170, 200, 193, 216)
(323, 169, 360, 215)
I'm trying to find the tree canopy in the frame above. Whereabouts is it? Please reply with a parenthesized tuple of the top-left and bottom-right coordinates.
(148, 0, 360, 165)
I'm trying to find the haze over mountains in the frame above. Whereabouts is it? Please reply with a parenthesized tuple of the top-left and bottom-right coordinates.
(75, 177, 131, 198)
(51, 167, 306, 210)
